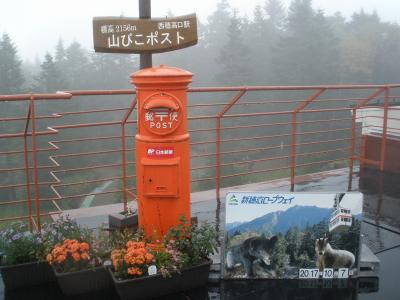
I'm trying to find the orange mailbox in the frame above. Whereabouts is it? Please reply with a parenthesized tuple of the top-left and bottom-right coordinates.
(131, 65, 192, 237)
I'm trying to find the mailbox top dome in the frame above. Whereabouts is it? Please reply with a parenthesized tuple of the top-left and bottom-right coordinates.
(131, 65, 192, 86)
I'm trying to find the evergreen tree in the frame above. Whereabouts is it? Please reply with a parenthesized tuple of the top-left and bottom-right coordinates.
(216, 10, 251, 85)
(272, 0, 339, 85)
(91, 53, 135, 89)
(299, 226, 315, 259)
(0, 33, 24, 94)
(285, 226, 302, 263)
(264, 0, 286, 30)
(35, 53, 64, 92)
(372, 23, 400, 84)
(64, 41, 92, 89)
(338, 10, 398, 84)
(243, 5, 273, 84)
(204, 0, 232, 84)
(55, 39, 67, 65)
(270, 234, 288, 276)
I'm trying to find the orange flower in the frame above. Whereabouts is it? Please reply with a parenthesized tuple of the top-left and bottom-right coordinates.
(46, 254, 53, 263)
(72, 252, 81, 262)
(70, 242, 80, 252)
(127, 267, 143, 276)
(52, 246, 63, 256)
(56, 254, 66, 263)
(79, 242, 89, 252)
(136, 257, 145, 265)
(126, 241, 136, 249)
(145, 253, 154, 264)
(81, 252, 90, 260)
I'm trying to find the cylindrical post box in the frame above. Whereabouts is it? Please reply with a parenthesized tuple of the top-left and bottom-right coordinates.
(131, 65, 192, 237)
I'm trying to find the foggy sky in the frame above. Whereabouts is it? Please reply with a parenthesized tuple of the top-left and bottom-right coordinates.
(1, 0, 399, 61)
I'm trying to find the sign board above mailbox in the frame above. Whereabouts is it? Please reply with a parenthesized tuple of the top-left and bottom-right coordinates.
(93, 14, 198, 54)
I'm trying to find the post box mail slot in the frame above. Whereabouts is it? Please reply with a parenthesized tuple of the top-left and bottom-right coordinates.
(142, 93, 182, 136)
(142, 157, 179, 197)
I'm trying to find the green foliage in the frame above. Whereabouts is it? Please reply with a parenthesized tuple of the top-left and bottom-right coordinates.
(270, 234, 289, 275)
(109, 227, 144, 249)
(0, 33, 24, 93)
(41, 215, 90, 244)
(34, 53, 64, 92)
(285, 226, 302, 263)
(217, 10, 251, 85)
(0, 222, 44, 265)
(164, 217, 218, 267)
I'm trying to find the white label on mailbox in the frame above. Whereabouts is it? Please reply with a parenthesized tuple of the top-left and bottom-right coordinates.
(147, 147, 174, 158)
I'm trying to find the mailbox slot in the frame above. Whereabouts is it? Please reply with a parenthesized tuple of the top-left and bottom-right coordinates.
(142, 157, 179, 198)
(144, 98, 179, 110)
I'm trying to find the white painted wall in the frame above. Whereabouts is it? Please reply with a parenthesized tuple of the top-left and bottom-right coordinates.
(356, 106, 400, 138)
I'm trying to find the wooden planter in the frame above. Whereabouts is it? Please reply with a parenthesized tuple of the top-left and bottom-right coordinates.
(109, 259, 212, 300)
(0, 261, 55, 291)
(53, 265, 112, 296)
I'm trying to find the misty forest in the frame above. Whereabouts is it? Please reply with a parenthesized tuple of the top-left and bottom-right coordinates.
(1, 0, 400, 220)
(2, 0, 400, 93)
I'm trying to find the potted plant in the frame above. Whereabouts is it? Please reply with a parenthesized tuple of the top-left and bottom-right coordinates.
(46, 237, 112, 296)
(0, 222, 55, 290)
(109, 218, 217, 300)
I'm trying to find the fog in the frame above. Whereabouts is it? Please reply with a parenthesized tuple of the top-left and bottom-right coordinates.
(1, 0, 399, 61)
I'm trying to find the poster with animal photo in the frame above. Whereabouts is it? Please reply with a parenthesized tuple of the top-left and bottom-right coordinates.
(223, 192, 363, 279)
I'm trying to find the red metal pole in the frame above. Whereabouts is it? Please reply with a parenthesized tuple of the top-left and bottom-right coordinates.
(290, 112, 297, 191)
(290, 89, 325, 191)
(30, 97, 41, 230)
(380, 88, 389, 171)
(348, 108, 357, 191)
(120, 97, 137, 212)
(121, 124, 128, 212)
(215, 118, 221, 201)
(215, 90, 246, 201)
(23, 105, 33, 231)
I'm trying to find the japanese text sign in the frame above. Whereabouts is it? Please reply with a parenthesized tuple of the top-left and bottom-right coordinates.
(93, 14, 197, 53)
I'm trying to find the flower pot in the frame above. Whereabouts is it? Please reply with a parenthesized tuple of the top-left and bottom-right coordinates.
(53, 265, 113, 296)
(109, 212, 138, 230)
(110, 259, 212, 300)
(0, 261, 56, 291)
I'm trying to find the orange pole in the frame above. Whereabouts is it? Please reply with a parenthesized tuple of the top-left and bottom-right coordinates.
(121, 124, 128, 212)
(290, 112, 297, 191)
(215, 90, 246, 200)
(380, 88, 389, 171)
(215, 118, 221, 201)
(30, 97, 41, 230)
(290, 89, 325, 191)
(348, 108, 357, 191)
(120, 97, 137, 212)
(23, 104, 33, 231)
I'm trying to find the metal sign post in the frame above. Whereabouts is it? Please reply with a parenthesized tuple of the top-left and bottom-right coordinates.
(139, 0, 151, 69)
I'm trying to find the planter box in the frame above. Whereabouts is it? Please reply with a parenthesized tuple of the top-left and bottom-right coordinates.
(54, 265, 113, 296)
(0, 261, 55, 291)
(110, 259, 212, 300)
(109, 212, 138, 230)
